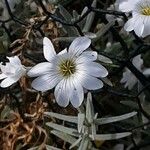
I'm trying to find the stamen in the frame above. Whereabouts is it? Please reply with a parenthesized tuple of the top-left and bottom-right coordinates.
(141, 7, 150, 15)
(59, 59, 76, 77)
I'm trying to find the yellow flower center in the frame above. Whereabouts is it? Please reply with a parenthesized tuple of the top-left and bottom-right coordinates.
(141, 7, 150, 15)
(59, 59, 76, 77)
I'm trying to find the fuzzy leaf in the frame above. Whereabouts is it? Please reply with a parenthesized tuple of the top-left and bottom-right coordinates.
(78, 135, 89, 150)
(95, 111, 137, 125)
(46, 122, 79, 137)
(44, 112, 78, 123)
(51, 130, 77, 145)
(46, 145, 62, 150)
(78, 113, 85, 133)
(92, 132, 131, 140)
(82, 0, 97, 32)
(86, 92, 94, 123)
(98, 54, 113, 64)
(69, 137, 82, 149)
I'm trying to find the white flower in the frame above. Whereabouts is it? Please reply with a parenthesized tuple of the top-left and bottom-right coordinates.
(117, 0, 150, 37)
(0, 56, 26, 88)
(28, 37, 108, 108)
(120, 55, 150, 90)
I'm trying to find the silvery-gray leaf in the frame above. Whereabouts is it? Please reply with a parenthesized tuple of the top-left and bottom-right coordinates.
(86, 92, 94, 123)
(72, 10, 79, 20)
(69, 137, 82, 149)
(91, 123, 96, 140)
(84, 32, 97, 39)
(95, 111, 137, 125)
(58, 5, 78, 36)
(78, 135, 89, 150)
(78, 113, 85, 133)
(94, 21, 115, 42)
(81, 7, 88, 16)
(51, 130, 77, 144)
(44, 112, 78, 123)
(63, 26, 78, 36)
(92, 132, 131, 140)
(46, 144, 62, 150)
(101, 77, 113, 87)
(82, 0, 97, 32)
(58, 5, 72, 21)
(79, 7, 88, 29)
(46, 122, 79, 137)
(98, 54, 113, 64)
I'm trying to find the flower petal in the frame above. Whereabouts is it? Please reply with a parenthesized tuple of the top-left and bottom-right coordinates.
(27, 62, 53, 77)
(134, 17, 144, 37)
(31, 74, 62, 92)
(68, 37, 91, 56)
(0, 77, 18, 88)
(0, 73, 7, 80)
(124, 18, 134, 32)
(142, 17, 150, 37)
(58, 48, 67, 55)
(76, 51, 97, 63)
(143, 69, 150, 76)
(80, 74, 104, 90)
(70, 79, 84, 108)
(77, 62, 108, 78)
(54, 79, 70, 107)
(118, 0, 138, 12)
(43, 37, 56, 62)
(7, 56, 21, 66)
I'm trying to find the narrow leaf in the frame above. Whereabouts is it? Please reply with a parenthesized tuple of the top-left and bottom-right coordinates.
(44, 112, 78, 123)
(95, 112, 137, 125)
(92, 132, 131, 140)
(46, 122, 79, 137)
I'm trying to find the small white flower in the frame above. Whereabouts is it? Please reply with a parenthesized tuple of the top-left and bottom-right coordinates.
(0, 56, 26, 88)
(120, 55, 150, 90)
(118, 0, 150, 37)
(28, 37, 108, 108)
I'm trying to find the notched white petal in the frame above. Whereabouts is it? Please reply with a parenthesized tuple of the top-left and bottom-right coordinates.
(70, 80, 84, 108)
(0, 73, 7, 80)
(43, 37, 56, 62)
(68, 37, 91, 56)
(0, 77, 17, 88)
(27, 62, 52, 77)
(31, 74, 61, 92)
(81, 74, 104, 90)
(54, 79, 70, 107)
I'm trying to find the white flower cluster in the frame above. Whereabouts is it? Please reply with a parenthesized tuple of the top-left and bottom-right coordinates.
(0, 37, 108, 108)
(116, 0, 150, 37)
